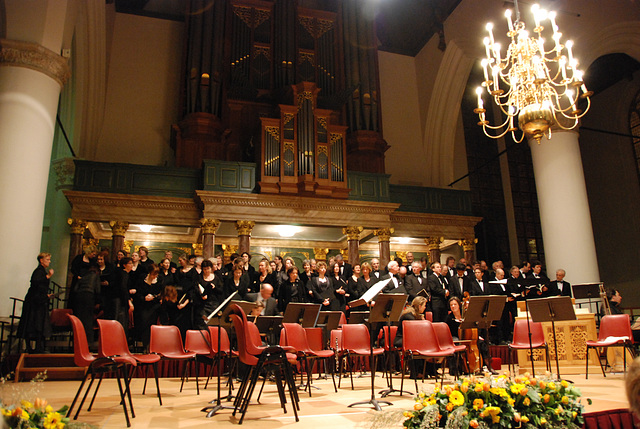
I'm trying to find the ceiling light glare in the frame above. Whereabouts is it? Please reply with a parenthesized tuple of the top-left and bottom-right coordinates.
(275, 225, 301, 237)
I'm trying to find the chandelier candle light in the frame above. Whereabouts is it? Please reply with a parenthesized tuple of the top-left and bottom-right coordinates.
(474, 0, 592, 143)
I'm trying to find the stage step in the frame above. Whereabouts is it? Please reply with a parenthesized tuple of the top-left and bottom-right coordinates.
(14, 353, 85, 382)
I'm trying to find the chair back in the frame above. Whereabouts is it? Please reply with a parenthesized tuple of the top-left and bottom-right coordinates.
(185, 330, 212, 355)
(282, 323, 312, 353)
(424, 312, 433, 322)
(96, 319, 131, 357)
(68, 314, 95, 367)
(599, 314, 633, 342)
(207, 326, 231, 354)
(512, 319, 546, 348)
(402, 320, 440, 352)
(341, 324, 370, 353)
(432, 322, 456, 349)
(379, 325, 398, 351)
(338, 312, 347, 327)
(51, 308, 73, 330)
(304, 327, 324, 351)
(150, 325, 186, 356)
(246, 322, 266, 352)
(230, 314, 259, 366)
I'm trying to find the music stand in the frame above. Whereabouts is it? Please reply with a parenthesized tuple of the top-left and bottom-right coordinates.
(202, 293, 239, 417)
(255, 315, 284, 345)
(527, 296, 576, 380)
(283, 303, 321, 327)
(348, 311, 369, 324)
(572, 283, 603, 320)
(316, 311, 343, 347)
(459, 295, 505, 372)
(374, 294, 411, 398)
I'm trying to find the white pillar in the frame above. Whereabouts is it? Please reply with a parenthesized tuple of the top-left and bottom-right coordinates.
(528, 129, 600, 285)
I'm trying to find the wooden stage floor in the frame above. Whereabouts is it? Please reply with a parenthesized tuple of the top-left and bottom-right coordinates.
(11, 369, 630, 428)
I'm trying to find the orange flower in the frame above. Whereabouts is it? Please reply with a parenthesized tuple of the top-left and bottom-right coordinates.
(469, 420, 479, 428)
(544, 394, 550, 403)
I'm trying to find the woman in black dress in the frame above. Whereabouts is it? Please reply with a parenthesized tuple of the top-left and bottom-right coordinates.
(72, 262, 101, 344)
(351, 262, 376, 312)
(278, 266, 305, 313)
(250, 258, 277, 295)
(329, 262, 348, 311)
(195, 259, 224, 329)
(18, 253, 54, 353)
(159, 285, 190, 339)
(307, 262, 334, 310)
(131, 264, 162, 350)
(223, 264, 250, 300)
(158, 258, 176, 287)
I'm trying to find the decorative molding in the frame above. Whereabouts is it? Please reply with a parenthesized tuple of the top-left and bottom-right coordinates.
(53, 158, 75, 190)
(313, 248, 329, 260)
(342, 226, 363, 241)
(123, 240, 133, 254)
(200, 218, 220, 234)
(67, 218, 87, 235)
(373, 228, 394, 242)
(0, 39, 70, 87)
(192, 243, 203, 256)
(458, 238, 478, 252)
(235, 220, 255, 236)
(109, 221, 129, 236)
(425, 236, 444, 250)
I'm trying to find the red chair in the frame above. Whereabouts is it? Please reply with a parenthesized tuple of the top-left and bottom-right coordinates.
(330, 329, 347, 388)
(185, 329, 214, 389)
(150, 325, 199, 394)
(586, 314, 636, 379)
(96, 319, 162, 405)
(205, 326, 236, 390)
(424, 312, 433, 322)
(229, 304, 299, 424)
(341, 324, 385, 391)
(508, 319, 551, 375)
(281, 323, 336, 397)
(67, 315, 132, 427)
(378, 325, 399, 385)
(432, 322, 466, 378)
(400, 320, 454, 393)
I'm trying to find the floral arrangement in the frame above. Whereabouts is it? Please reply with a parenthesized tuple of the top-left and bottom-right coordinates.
(402, 371, 590, 429)
(0, 372, 73, 429)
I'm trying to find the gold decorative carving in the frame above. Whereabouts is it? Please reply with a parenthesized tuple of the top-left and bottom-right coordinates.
(67, 218, 87, 235)
(395, 251, 407, 262)
(301, 252, 309, 260)
(235, 220, 255, 236)
(317, 145, 328, 156)
(458, 238, 478, 251)
(313, 248, 329, 260)
(83, 238, 99, 248)
(265, 126, 280, 141)
(192, 243, 203, 256)
(330, 133, 343, 145)
(339, 249, 348, 256)
(200, 218, 220, 234)
(425, 236, 444, 250)
(317, 117, 327, 129)
(176, 247, 191, 256)
(0, 39, 70, 87)
(264, 250, 273, 261)
(254, 46, 270, 58)
(283, 113, 294, 125)
(298, 52, 314, 66)
(570, 325, 588, 357)
(233, 5, 271, 29)
(297, 91, 313, 106)
(342, 226, 363, 241)
(109, 221, 129, 236)
(123, 241, 133, 254)
(298, 16, 334, 39)
(222, 244, 238, 258)
(374, 228, 394, 242)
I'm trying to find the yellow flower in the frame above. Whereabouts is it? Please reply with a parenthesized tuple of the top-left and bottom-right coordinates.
(43, 412, 64, 429)
(403, 411, 414, 418)
(572, 411, 578, 419)
(492, 415, 501, 423)
(508, 398, 515, 406)
(539, 381, 546, 389)
(475, 383, 484, 392)
(562, 395, 569, 404)
(20, 400, 33, 409)
(541, 417, 548, 425)
(418, 392, 426, 399)
(45, 405, 53, 413)
(473, 398, 484, 410)
(523, 397, 531, 406)
(521, 415, 530, 423)
(34, 398, 48, 409)
(428, 399, 437, 406)
(561, 380, 569, 388)
(460, 382, 469, 393)
(485, 406, 501, 416)
(449, 391, 465, 407)
(1, 409, 11, 417)
(414, 403, 424, 411)
(548, 382, 556, 390)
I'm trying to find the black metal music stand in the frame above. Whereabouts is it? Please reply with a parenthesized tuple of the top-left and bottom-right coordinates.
(375, 294, 411, 398)
(572, 283, 602, 322)
(316, 311, 343, 346)
(459, 295, 505, 372)
(527, 296, 576, 380)
(348, 311, 370, 324)
(348, 294, 405, 411)
(202, 293, 240, 417)
(254, 315, 284, 346)
(283, 303, 321, 328)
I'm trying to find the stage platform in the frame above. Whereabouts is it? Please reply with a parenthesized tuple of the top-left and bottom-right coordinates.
(8, 368, 632, 428)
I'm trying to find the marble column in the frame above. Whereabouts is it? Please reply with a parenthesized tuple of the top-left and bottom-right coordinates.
(235, 221, 255, 255)
(313, 248, 329, 263)
(459, 238, 477, 264)
(0, 4, 73, 316)
(374, 228, 394, 268)
(66, 219, 87, 287)
(109, 221, 129, 262)
(200, 218, 220, 260)
(528, 128, 600, 284)
(342, 226, 363, 265)
(425, 237, 444, 265)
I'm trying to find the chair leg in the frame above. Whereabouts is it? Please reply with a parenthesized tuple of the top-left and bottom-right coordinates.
(79, 373, 100, 417)
(123, 365, 135, 418)
(239, 358, 265, 425)
(328, 357, 337, 393)
(67, 369, 91, 418)
(585, 345, 589, 379)
(152, 362, 162, 405)
(194, 358, 200, 395)
(142, 364, 149, 395)
(180, 360, 188, 392)
(115, 367, 131, 428)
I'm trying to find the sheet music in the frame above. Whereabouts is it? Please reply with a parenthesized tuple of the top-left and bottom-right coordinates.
(358, 277, 392, 303)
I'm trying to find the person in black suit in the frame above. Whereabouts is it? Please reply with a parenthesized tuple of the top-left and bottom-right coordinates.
(371, 258, 382, 279)
(545, 269, 572, 297)
(334, 254, 352, 279)
(428, 262, 449, 322)
(525, 260, 549, 299)
(468, 268, 491, 296)
(448, 263, 469, 300)
(246, 283, 279, 316)
(380, 260, 406, 294)
(405, 262, 427, 302)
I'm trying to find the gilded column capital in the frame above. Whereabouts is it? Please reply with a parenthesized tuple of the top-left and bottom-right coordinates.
(83, 238, 99, 248)
(200, 218, 220, 234)
(0, 39, 70, 87)
(458, 238, 478, 252)
(235, 220, 255, 236)
(67, 218, 87, 235)
(109, 221, 129, 236)
(192, 243, 203, 256)
(313, 248, 329, 260)
(222, 244, 238, 258)
(395, 251, 407, 262)
(342, 226, 363, 241)
(373, 228, 394, 242)
(425, 236, 444, 250)
(123, 240, 133, 254)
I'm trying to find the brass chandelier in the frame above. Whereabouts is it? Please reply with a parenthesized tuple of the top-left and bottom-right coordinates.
(474, 0, 592, 143)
